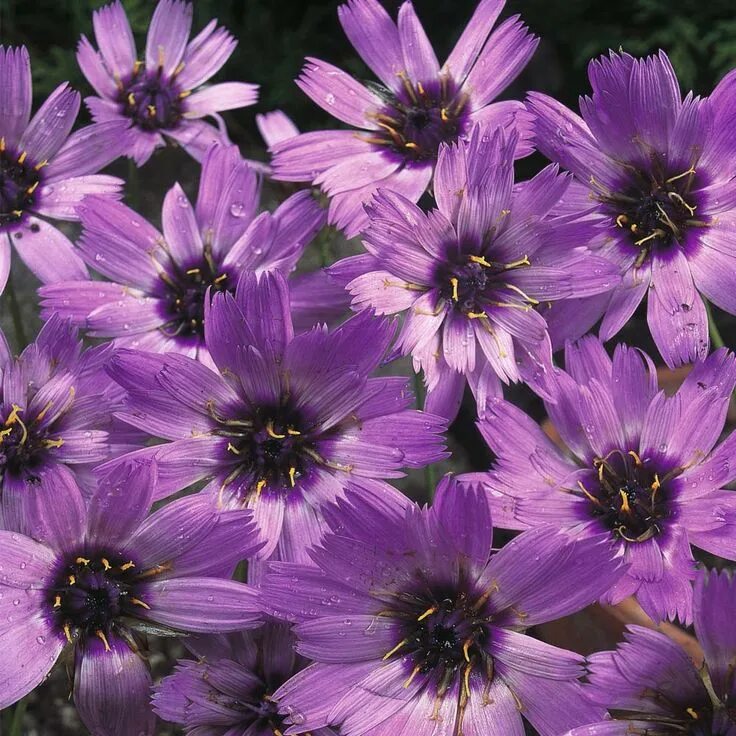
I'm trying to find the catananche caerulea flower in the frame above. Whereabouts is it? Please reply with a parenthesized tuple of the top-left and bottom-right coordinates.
(527, 50, 736, 368)
(40, 144, 326, 366)
(0, 458, 261, 736)
(153, 621, 339, 735)
(468, 335, 736, 624)
(106, 270, 447, 563)
(0, 314, 142, 540)
(262, 475, 623, 736)
(271, 0, 538, 236)
(566, 568, 736, 735)
(77, 0, 258, 165)
(0, 45, 126, 293)
(331, 127, 619, 419)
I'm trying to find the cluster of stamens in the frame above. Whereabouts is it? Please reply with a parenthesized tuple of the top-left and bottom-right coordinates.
(361, 73, 470, 162)
(0, 403, 65, 481)
(0, 138, 45, 228)
(210, 401, 352, 505)
(596, 166, 707, 267)
(159, 254, 231, 339)
(48, 553, 153, 651)
(577, 449, 674, 543)
(440, 252, 534, 318)
(115, 55, 191, 132)
(380, 585, 498, 731)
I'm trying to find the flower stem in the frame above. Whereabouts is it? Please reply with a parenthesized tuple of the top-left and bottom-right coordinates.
(8, 696, 28, 736)
(4, 270, 27, 349)
(705, 300, 725, 349)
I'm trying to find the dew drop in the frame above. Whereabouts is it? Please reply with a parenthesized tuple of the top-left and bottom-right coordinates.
(229, 203, 246, 218)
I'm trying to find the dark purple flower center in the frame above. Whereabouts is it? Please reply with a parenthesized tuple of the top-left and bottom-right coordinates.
(117, 61, 186, 132)
(601, 166, 705, 265)
(437, 252, 533, 316)
(581, 450, 674, 543)
(216, 405, 325, 501)
(47, 551, 148, 649)
(364, 75, 470, 163)
(160, 259, 233, 340)
(382, 586, 492, 700)
(0, 144, 42, 229)
(0, 404, 63, 482)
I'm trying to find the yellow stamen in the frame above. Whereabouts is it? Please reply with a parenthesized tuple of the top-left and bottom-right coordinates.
(64, 624, 73, 643)
(417, 605, 437, 622)
(173, 61, 186, 76)
(213, 273, 227, 284)
(43, 438, 64, 449)
(619, 490, 631, 513)
(11, 210, 22, 217)
(227, 442, 241, 455)
(101, 558, 111, 571)
(287, 428, 301, 436)
(0, 137, 4, 152)
(26, 181, 39, 195)
(404, 141, 419, 150)
(147, 104, 157, 117)
(628, 450, 643, 465)
(462, 639, 472, 663)
(686, 707, 699, 720)
(266, 422, 286, 439)
(666, 166, 696, 184)
(127, 92, 136, 106)
(130, 597, 151, 610)
(185, 268, 201, 275)
(0, 428, 11, 441)
(33, 159, 48, 171)
(469, 255, 491, 267)
(502, 255, 531, 270)
(54, 595, 62, 608)
(615, 214, 628, 227)
(382, 638, 409, 661)
(577, 481, 601, 506)
(120, 561, 136, 572)
(289, 467, 297, 488)
(466, 311, 488, 319)
(449, 277, 459, 302)
(75, 557, 90, 566)
(463, 663, 472, 699)
(403, 665, 422, 689)
(35, 399, 54, 422)
(68, 575, 76, 585)
(17, 151, 27, 164)
(416, 81, 425, 96)
(440, 107, 449, 122)
(133, 60, 143, 74)
(254, 479, 267, 501)
(5, 404, 22, 425)
(634, 230, 665, 247)
(96, 630, 111, 652)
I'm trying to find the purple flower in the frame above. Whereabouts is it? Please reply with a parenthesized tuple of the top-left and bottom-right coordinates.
(105, 270, 448, 563)
(40, 144, 326, 366)
(330, 127, 619, 419)
(271, 0, 538, 236)
(78, 0, 258, 165)
(261, 475, 622, 736)
(470, 335, 736, 623)
(152, 621, 338, 736)
(0, 46, 126, 293)
(0, 314, 140, 541)
(527, 50, 736, 368)
(0, 457, 261, 736)
(566, 568, 736, 735)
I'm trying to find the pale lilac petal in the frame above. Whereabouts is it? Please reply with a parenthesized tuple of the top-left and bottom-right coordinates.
(76, 35, 118, 98)
(145, 0, 193, 76)
(19, 83, 80, 162)
(256, 110, 300, 147)
(599, 263, 650, 341)
(92, 1, 136, 77)
(0, 46, 32, 146)
(397, 2, 439, 82)
(184, 82, 259, 117)
(165, 118, 228, 162)
(179, 20, 237, 89)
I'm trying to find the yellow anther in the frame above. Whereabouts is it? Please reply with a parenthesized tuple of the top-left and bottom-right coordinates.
(440, 107, 449, 122)
(68, 575, 76, 585)
(96, 630, 111, 652)
(666, 166, 696, 184)
(173, 61, 186, 76)
(26, 181, 39, 195)
(266, 422, 286, 439)
(120, 561, 136, 572)
(185, 268, 201, 275)
(463, 639, 472, 663)
(289, 467, 297, 488)
(179, 89, 192, 99)
(628, 450, 643, 465)
(403, 665, 422, 689)
(651, 474, 661, 492)
(213, 273, 228, 284)
(17, 151, 27, 164)
(287, 428, 301, 436)
(0, 428, 12, 441)
(227, 442, 241, 455)
(33, 159, 48, 171)
(0, 137, 4, 152)
(619, 490, 631, 513)
(127, 92, 136, 106)
(54, 595, 62, 608)
(577, 481, 601, 506)
(383, 638, 409, 661)
(35, 400, 54, 422)
(467, 311, 487, 319)
(11, 210, 22, 218)
(75, 557, 90, 566)
(417, 605, 437, 622)
(404, 141, 419, 150)
(449, 277, 459, 302)
(130, 597, 151, 610)
(101, 558, 111, 571)
(5, 404, 22, 425)
(147, 105, 157, 117)
(615, 214, 628, 227)
(502, 255, 531, 270)
(463, 663, 472, 698)
(255, 479, 267, 501)
(64, 624, 73, 643)
(133, 60, 143, 74)
(634, 230, 664, 247)
(43, 438, 65, 449)
(469, 255, 492, 267)
(416, 81, 425, 95)
(686, 707, 699, 720)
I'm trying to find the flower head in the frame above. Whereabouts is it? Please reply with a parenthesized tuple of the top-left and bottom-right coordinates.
(0, 46, 126, 293)
(0, 457, 261, 736)
(262, 475, 622, 735)
(40, 144, 326, 366)
(271, 0, 538, 236)
(566, 568, 736, 735)
(528, 50, 736, 367)
(472, 335, 736, 623)
(78, 0, 258, 165)
(0, 314, 138, 540)
(331, 126, 618, 419)
(153, 622, 338, 735)
(106, 270, 448, 563)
